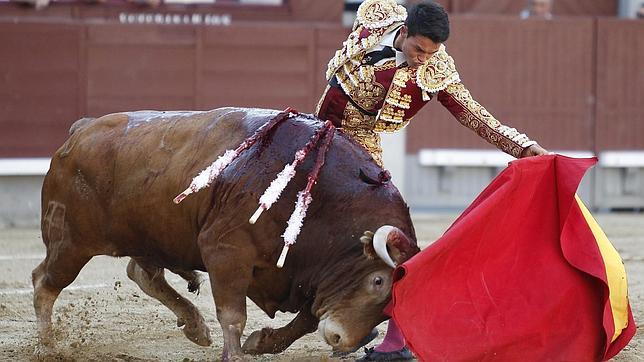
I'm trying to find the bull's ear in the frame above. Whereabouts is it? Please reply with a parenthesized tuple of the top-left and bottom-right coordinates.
(373, 226, 419, 267)
(360, 230, 377, 260)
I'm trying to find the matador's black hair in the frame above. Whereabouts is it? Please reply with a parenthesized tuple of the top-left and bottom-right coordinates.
(406, 2, 450, 43)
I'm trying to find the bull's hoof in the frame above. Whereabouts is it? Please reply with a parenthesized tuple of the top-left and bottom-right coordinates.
(242, 328, 269, 355)
(33, 343, 54, 360)
(242, 327, 280, 355)
(222, 347, 248, 362)
(222, 354, 247, 362)
(180, 315, 212, 346)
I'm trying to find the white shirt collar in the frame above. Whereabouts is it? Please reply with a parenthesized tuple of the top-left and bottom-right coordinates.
(379, 27, 407, 67)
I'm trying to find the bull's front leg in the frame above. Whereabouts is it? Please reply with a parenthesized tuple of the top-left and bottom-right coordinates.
(242, 301, 318, 355)
(199, 229, 256, 361)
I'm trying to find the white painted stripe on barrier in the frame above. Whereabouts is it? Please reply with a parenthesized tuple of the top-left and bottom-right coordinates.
(0, 283, 113, 296)
(599, 151, 644, 168)
(418, 149, 595, 167)
(418, 149, 512, 167)
(0, 158, 51, 176)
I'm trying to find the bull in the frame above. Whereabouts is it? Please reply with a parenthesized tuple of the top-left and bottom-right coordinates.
(33, 107, 419, 360)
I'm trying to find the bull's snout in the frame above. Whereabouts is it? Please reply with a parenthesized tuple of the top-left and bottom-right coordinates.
(328, 331, 342, 345)
(318, 317, 356, 351)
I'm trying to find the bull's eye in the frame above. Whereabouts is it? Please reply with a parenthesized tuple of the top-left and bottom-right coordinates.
(374, 276, 383, 286)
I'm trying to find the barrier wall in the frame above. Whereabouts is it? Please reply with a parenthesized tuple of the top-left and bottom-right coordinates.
(0, 21, 342, 157)
(408, 0, 618, 16)
(1, 16, 643, 213)
(595, 18, 644, 151)
(3, 17, 642, 157)
(0, 0, 344, 23)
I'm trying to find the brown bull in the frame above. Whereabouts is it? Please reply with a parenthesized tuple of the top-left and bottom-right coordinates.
(33, 107, 419, 360)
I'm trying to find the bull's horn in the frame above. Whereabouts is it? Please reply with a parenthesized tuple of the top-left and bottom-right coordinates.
(373, 225, 397, 268)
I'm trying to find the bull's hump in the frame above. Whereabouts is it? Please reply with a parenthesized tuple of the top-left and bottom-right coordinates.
(240, 108, 284, 128)
(242, 108, 280, 119)
(124, 110, 209, 131)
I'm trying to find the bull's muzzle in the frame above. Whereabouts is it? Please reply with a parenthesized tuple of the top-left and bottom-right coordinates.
(318, 317, 356, 351)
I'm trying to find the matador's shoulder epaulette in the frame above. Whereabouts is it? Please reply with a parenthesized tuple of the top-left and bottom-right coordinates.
(355, 0, 407, 30)
(417, 44, 461, 94)
(326, 0, 405, 81)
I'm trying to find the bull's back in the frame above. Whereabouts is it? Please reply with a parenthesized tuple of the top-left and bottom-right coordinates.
(41, 107, 267, 256)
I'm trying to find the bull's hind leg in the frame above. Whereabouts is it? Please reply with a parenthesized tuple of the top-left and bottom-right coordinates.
(32, 246, 91, 355)
(34, 201, 92, 355)
(126, 258, 212, 346)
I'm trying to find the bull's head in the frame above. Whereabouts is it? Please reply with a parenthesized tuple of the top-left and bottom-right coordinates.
(313, 225, 419, 352)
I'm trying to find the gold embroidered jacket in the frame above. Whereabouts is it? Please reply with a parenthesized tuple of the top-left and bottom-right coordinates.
(316, 0, 536, 164)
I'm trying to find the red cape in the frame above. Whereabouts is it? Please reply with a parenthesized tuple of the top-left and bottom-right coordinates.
(392, 155, 635, 361)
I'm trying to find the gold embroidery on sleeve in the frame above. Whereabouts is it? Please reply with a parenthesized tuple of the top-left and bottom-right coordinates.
(444, 83, 534, 158)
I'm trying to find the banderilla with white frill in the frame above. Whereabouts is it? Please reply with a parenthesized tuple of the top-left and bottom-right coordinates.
(173, 108, 336, 268)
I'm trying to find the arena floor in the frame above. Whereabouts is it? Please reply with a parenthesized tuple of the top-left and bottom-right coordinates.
(0, 213, 641, 361)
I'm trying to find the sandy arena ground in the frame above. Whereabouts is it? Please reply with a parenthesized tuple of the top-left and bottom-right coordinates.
(0, 213, 641, 361)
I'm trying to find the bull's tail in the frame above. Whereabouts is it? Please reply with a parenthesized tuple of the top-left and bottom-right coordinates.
(69, 117, 95, 135)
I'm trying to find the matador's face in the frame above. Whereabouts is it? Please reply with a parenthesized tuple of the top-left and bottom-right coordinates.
(396, 26, 441, 69)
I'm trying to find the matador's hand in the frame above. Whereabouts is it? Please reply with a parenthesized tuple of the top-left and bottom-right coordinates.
(520, 144, 551, 158)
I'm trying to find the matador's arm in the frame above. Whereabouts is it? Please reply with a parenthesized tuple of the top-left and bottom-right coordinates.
(436, 82, 544, 158)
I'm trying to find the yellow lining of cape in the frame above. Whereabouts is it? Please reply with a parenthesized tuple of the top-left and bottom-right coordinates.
(575, 195, 629, 342)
